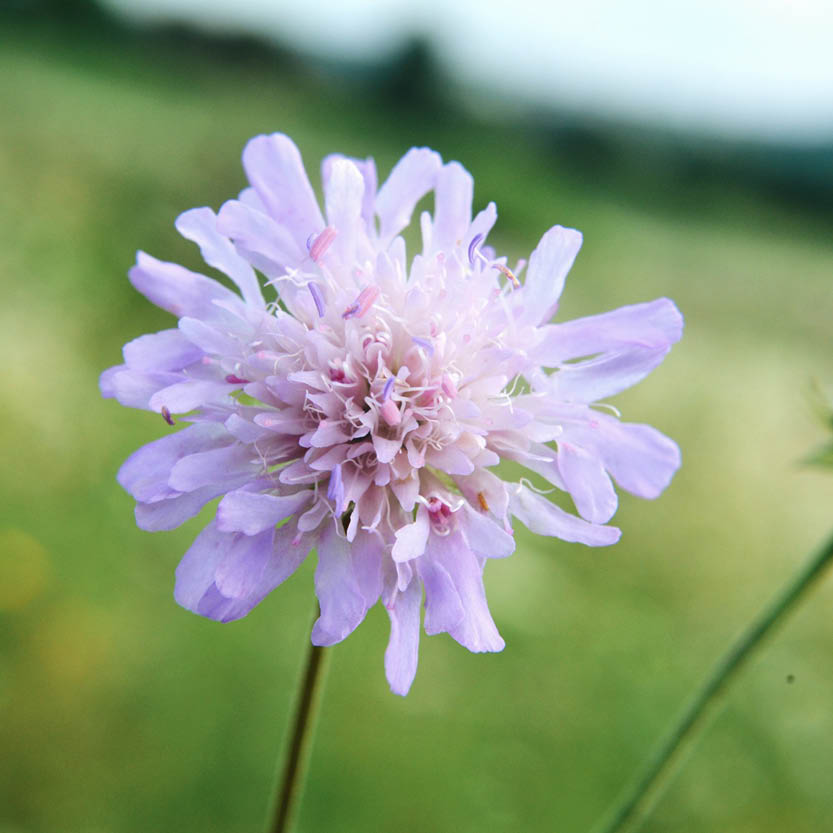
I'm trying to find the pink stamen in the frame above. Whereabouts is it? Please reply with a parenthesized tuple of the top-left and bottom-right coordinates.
(342, 285, 380, 319)
(441, 374, 458, 398)
(309, 226, 337, 262)
(225, 374, 249, 384)
(380, 398, 401, 426)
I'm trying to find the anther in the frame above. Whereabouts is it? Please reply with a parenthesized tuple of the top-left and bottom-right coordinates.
(308, 282, 325, 317)
(160, 406, 175, 426)
(381, 377, 395, 402)
(477, 491, 490, 512)
(225, 374, 249, 384)
(441, 374, 458, 398)
(468, 233, 484, 266)
(380, 398, 401, 426)
(343, 285, 380, 319)
(309, 226, 337, 262)
(412, 336, 434, 356)
(494, 262, 521, 288)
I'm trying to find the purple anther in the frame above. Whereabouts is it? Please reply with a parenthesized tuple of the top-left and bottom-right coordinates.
(309, 226, 337, 263)
(467, 233, 484, 266)
(327, 463, 346, 514)
(160, 406, 175, 426)
(306, 232, 315, 251)
(308, 282, 325, 317)
(381, 376, 395, 402)
(412, 336, 434, 356)
(225, 374, 249, 384)
(342, 285, 380, 320)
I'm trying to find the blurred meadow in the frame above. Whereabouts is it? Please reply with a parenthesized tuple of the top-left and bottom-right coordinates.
(2, 5, 833, 833)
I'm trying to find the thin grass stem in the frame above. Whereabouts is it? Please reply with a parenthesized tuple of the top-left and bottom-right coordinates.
(594, 530, 833, 833)
(268, 613, 330, 833)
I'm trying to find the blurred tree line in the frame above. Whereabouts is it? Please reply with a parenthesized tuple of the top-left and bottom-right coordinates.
(3, 0, 832, 214)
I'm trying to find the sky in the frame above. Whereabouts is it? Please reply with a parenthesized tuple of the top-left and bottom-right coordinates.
(103, 0, 833, 142)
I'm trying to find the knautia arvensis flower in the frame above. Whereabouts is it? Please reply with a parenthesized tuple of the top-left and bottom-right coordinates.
(101, 134, 682, 695)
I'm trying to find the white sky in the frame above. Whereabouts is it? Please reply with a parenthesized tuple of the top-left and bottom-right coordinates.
(103, 0, 833, 142)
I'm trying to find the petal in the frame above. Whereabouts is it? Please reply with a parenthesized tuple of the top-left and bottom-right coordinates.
(418, 554, 464, 636)
(168, 443, 260, 492)
(258, 520, 317, 591)
(135, 483, 231, 531)
(241, 133, 324, 253)
(384, 578, 422, 696)
(118, 423, 230, 502)
(350, 529, 384, 609)
(391, 505, 430, 562)
(567, 415, 681, 499)
(517, 225, 582, 326)
(424, 444, 475, 475)
(216, 490, 313, 536)
(214, 527, 275, 599)
(149, 380, 235, 415)
(557, 440, 618, 524)
(322, 153, 377, 229)
(428, 531, 504, 652)
(216, 199, 300, 276)
(432, 161, 473, 252)
(310, 523, 367, 646)
(323, 157, 365, 263)
(101, 367, 182, 409)
(178, 317, 241, 357)
(122, 329, 203, 372)
(549, 345, 673, 402)
(175, 207, 265, 309)
(533, 298, 683, 364)
(460, 504, 516, 558)
(372, 433, 402, 465)
(174, 521, 228, 614)
(128, 251, 240, 320)
(510, 485, 621, 547)
(375, 147, 442, 241)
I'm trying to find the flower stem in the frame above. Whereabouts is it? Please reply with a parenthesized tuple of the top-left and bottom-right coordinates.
(594, 529, 833, 833)
(268, 615, 330, 833)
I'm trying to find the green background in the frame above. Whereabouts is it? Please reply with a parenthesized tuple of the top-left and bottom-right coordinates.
(2, 17, 833, 833)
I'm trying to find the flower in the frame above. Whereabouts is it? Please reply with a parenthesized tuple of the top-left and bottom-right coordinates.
(101, 133, 682, 695)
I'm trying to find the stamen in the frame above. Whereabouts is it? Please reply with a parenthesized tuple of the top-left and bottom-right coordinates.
(308, 282, 325, 317)
(380, 398, 401, 426)
(225, 374, 249, 384)
(381, 376, 395, 402)
(412, 336, 434, 356)
(441, 374, 458, 398)
(477, 491, 490, 512)
(160, 406, 175, 426)
(494, 262, 521, 289)
(342, 285, 380, 319)
(309, 226, 337, 262)
(467, 233, 484, 266)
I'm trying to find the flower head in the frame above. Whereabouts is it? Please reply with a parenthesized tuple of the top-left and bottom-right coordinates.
(101, 134, 682, 695)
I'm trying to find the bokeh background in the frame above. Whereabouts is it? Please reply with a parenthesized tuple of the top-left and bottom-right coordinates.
(2, 1, 833, 831)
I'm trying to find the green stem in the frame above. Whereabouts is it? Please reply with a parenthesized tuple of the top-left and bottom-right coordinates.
(594, 529, 833, 833)
(268, 616, 330, 833)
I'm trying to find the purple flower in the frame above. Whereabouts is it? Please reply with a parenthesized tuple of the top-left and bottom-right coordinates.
(101, 134, 682, 695)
